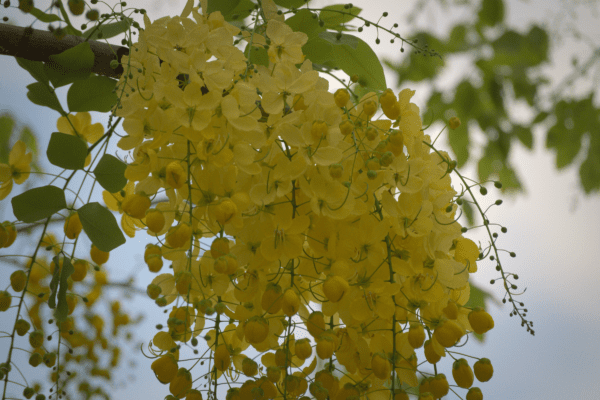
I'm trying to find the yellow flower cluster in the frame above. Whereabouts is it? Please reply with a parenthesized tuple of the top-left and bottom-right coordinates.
(114, 7, 493, 399)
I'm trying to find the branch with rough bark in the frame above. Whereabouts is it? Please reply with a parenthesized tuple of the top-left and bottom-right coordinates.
(0, 22, 128, 78)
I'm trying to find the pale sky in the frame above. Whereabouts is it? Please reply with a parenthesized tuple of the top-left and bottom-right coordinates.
(1, 0, 600, 399)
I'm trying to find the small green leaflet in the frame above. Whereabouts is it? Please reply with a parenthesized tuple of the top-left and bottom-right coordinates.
(49, 256, 74, 322)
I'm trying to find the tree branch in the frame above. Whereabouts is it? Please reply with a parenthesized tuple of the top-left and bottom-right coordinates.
(0, 22, 129, 78)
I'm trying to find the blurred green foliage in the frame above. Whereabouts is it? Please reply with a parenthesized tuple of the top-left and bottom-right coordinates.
(386, 0, 600, 202)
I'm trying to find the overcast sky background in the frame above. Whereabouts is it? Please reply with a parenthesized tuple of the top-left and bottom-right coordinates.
(1, 0, 600, 399)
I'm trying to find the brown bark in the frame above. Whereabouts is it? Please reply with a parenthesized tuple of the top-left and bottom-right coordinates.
(0, 22, 128, 78)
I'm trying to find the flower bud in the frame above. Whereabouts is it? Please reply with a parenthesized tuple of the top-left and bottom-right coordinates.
(430, 374, 449, 398)
(146, 209, 165, 234)
(466, 387, 483, 400)
(339, 120, 354, 136)
(334, 89, 350, 108)
(424, 339, 441, 364)
(266, 366, 281, 383)
(214, 254, 238, 275)
(64, 212, 83, 239)
(407, 323, 425, 349)
(210, 237, 230, 259)
(442, 300, 459, 320)
(166, 223, 192, 249)
(468, 308, 494, 335)
(362, 100, 378, 119)
(175, 271, 193, 295)
(282, 289, 300, 317)
(29, 352, 42, 367)
(452, 358, 474, 389)
(473, 358, 493, 382)
(0, 291, 11, 312)
(295, 338, 312, 360)
(71, 259, 88, 281)
(316, 334, 336, 359)
(10, 270, 26, 292)
(43, 352, 56, 367)
(214, 344, 231, 371)
(166, 162, 186, 189)
(213, 199, 237, 225)
(29, 331, 44, 348)
(311, 120, 329, 142)
(169, 368, 192, 398)
(147, 284, 162, 300)
(15, 319, 30, 336)
(371, 353, 391, 380)
(90, 245, 109, 265)
(322, 276, 349, 303)
(293, 94, 308, 111)
(151, 354, 178, 383)
(449, 116, 461, 130)
(121, 193, 151, 219)
(306, 311, 326, 338)
(261, 283, 283, 314)
(242, 357, 258, 377)
(244, 316, 269, 344)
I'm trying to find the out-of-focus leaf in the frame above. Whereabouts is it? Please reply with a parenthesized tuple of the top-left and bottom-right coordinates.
(319, 31, 358, 49)
(55, 258, 74, 322)
(497, 164, 522, 192)
(83, 18, 133, 41)
(93, 154, 127, 193)
(449, 123, 470, 167)
(532, 111, 548, 125)
(580, 135, 600, 194)
(78, 202, 126, 252)
(224, 0, 254, 21)
(478, 0, 504, 27)
(26, 82, 64, 114)
(302, 37, 333, 64)
(388, 32, 444, 82)
(285, 9, 324, 39)
(16, 58, 49, 85)
(29, 7, 62, 22)
(44, 42, 94, 88)
(244, 43, 269, 67)
(207, 0, 240, 16)
(67, 75, 118, 112)
(0, 114, 15, 163)
(273, 0, 306, 8)
(12, 186, 67, 223)
(47, 132, 88, 170)
(330, 34, 386, 93)
(319, 4, 361, 29)
(513, 125, 533, 149)
(461, 200, 474, 226)
(48, 255, 61, 309)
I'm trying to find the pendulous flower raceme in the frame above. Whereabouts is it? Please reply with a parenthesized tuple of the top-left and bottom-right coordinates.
(0, 2, 514, 400)
(105, 4, 498, 399)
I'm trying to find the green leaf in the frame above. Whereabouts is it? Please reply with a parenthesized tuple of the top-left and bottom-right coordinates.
(44, 42, 94, 88)
(244, 43, 269, 68)
(273, 0, 306, 7)
(513, 125, 533, 149)
(26, 82, 64, 114)
(46, 132, 88, 170)
(67, 75, 118, 112)
(302, 37, 333, 64)
(78, 202, 126, 252)
(55, 258, 74, 322)
(11, 185, 67, 223)
(461, 200, 474, 226)
(387, 32, 444, 82)
(532, 111, 548, 124)
(83, 18, 132, 40)
(478, 142, 502, 182)
(48, 256, 61, 309)
(319, 4, 362, 29)
(478, 0, 504, 27)
(579, 136, 600, 194)
(285, 9, 324, 39)
(207, 0, 241, 16)
(319, 31, 358, 49)
(449, 122, 469, 167)
(497, 165, 522, 192)
(223, 0, 255, 21)
(16, 58, 49, 85)
(93, 154, 127, 193)
(330, 34, 386, 93)
(0, 114, 15, 163)
(465, 282, 493, 310)
(29, 7, 62, 22)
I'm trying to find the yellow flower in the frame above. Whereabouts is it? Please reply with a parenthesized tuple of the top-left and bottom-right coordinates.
(0, 140, 32, 200)
(266, 19, 308, 65)
(57, 112, 104, 144)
